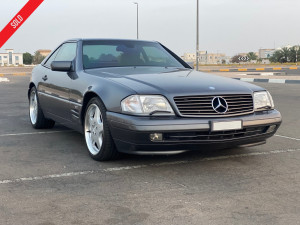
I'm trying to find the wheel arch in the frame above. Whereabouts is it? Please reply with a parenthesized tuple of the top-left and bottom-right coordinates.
(28, 82, 36, 99)
(79, 78, 136, 127)
(81, 91, 106, 125)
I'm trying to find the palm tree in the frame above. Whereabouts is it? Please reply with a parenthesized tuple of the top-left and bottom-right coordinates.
(281, 47, 290, 62)
(270, 48, 290, 63)
(247, 52, 258, 60)
(269, 50, 282, 63)
(288, 46, 300, 62)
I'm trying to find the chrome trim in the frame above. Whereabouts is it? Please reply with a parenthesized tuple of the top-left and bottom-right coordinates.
(38, 91, 82, 106)
(174, 94, 254, 118)
(243, 117, 282, 127)
(128, 150, 187, 155)
(70, 101, 82, 107)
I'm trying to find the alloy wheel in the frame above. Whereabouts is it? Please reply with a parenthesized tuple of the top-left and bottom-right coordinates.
(29, 90, 38, 125)
(84, 104, 104, 155)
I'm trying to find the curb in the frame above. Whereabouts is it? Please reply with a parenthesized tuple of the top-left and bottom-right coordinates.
(238, 72, 286, 76)
(0, 73, 31, 76)
(200, 67, 299, 73)
(234, 78, 300, 84)
(0, 77, 10, 82)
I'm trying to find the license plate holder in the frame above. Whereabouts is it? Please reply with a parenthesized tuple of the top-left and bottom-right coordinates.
(211, 120, 242, 132)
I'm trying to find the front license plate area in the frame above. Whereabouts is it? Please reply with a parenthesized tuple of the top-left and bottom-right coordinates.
(211, 120, 242, 132)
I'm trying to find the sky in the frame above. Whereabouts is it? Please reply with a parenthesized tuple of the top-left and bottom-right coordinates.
(0, 0, 299, 56)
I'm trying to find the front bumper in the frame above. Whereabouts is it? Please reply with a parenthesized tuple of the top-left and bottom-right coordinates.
(107, 110, 282, 154)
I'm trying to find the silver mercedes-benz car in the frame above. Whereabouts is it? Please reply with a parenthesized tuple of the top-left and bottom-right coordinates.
(28, 39, 282, 161)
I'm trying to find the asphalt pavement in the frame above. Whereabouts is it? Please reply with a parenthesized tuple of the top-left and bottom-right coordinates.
(0, 74, 299, 225)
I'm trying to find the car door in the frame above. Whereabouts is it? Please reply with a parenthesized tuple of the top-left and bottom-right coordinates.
(38, 42, 77, 122)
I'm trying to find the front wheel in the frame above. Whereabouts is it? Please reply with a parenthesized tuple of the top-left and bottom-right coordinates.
(29, 87, 55, 129)
(84, 97, 118, 161)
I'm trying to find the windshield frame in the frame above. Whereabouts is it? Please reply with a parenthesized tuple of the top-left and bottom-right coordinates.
(81, 40, 190, 70)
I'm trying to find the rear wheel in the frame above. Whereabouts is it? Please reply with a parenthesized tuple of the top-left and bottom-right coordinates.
(29, 87, 55, 129)
(84, 97, 118, 161)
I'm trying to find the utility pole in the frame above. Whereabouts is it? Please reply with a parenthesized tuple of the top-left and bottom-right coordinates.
(196, 0, 199, 71)
(133, 2, 139, 39)
(296, 45, 299, 66)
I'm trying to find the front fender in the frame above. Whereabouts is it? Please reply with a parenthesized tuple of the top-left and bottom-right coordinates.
(78, 72, 136, 125)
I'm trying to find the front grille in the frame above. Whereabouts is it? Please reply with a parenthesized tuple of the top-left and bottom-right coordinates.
(174, 94, 253, 117)
(164, 126, 268, 142)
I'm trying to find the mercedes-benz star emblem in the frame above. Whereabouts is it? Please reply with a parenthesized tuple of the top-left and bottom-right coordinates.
(212, 97, 228, 113)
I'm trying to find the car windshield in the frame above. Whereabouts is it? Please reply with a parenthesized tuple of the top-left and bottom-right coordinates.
(82, 40, 184, 69)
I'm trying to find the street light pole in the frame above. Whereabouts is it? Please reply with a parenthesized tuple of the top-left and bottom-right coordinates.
(133, 2, 139, 39)
(196, 0, 199, 71)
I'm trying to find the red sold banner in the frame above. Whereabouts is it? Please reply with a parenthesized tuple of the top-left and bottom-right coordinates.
(0, 0, 44, 48)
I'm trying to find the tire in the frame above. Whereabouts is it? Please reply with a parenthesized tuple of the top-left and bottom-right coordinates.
(29, 87, 55, 129)
(84, 97, 119, 161)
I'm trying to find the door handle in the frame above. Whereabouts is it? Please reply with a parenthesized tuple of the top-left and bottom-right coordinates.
(42, 75, 48, 81)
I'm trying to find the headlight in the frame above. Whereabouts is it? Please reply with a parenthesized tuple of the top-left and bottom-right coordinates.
(254, 91, 274, 111)
(121, 95, 174, 115)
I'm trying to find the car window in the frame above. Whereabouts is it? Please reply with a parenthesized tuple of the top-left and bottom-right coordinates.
(44, 47, 61, 68)
(142, 46, 177, 66)
(83, 45, 120, 68)
(55, 43, 77, 61)
(82, 40, 184, 69)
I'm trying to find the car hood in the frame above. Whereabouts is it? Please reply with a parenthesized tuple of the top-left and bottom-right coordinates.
(85, 67, 264, 96)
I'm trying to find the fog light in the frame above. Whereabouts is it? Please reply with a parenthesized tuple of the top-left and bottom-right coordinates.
(150, 133, 163, 142)
(267, 125, 277, 133)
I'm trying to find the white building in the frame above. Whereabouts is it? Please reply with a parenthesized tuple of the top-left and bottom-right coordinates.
(0, 49, 23, 66)
(181, 53, 196, 62)
(182, 51, 229, 64)
(258, 49, 275, 59)
(198, 51, 227, 64)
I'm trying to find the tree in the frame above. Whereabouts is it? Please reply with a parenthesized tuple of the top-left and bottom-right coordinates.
(231, 54, 243, 63)
(288, 46, 300, 63)
(33, 51, 46, 65)
(247, 52, 258, 60)
(296, 46, 300, 62)
(268, 46, 300, 63)
(280, 47, 290, 63)
(23, 52, 33, 65)
(269, 51, 281, 63)
(269, 50, 283, 63)
(270, 48, 289, 63)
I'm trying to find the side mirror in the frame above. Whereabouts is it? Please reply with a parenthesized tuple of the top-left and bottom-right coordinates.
(51, 61, 72, 72)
